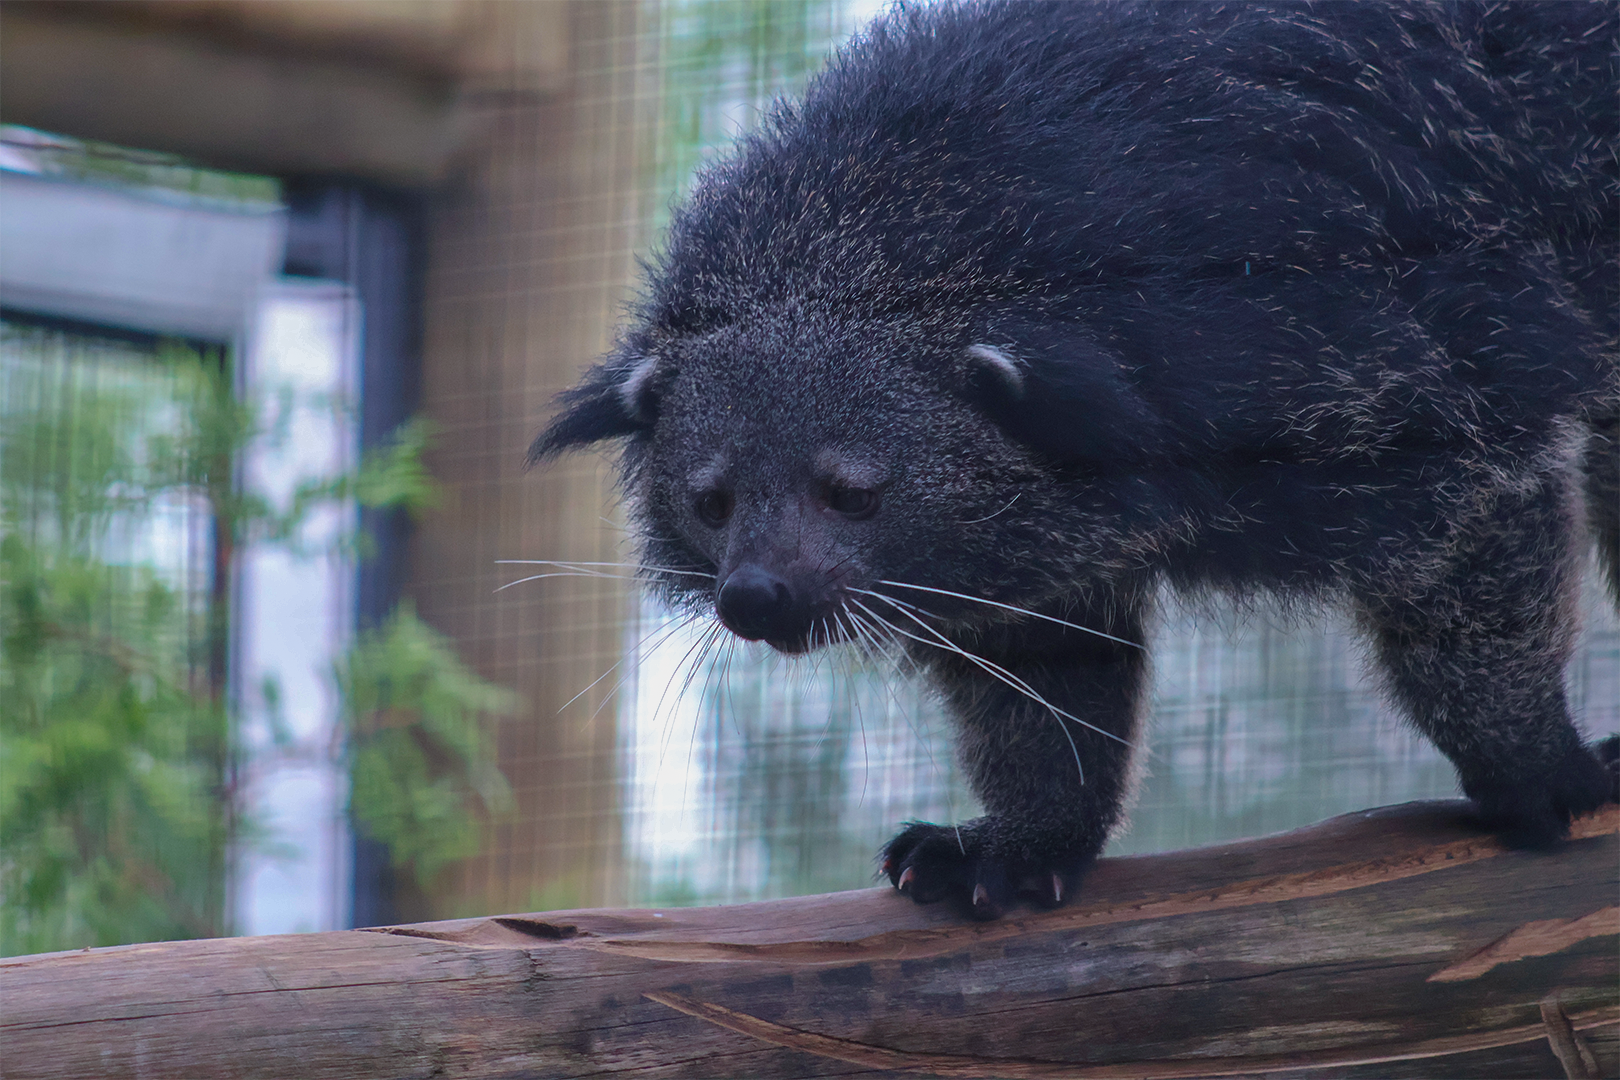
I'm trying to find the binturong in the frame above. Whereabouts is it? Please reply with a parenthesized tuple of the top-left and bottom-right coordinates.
(534, 1, 1620, 919)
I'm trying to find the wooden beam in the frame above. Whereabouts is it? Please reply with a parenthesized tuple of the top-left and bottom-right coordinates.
(2, 802, 1616, 1079)
(0, 2, 569, 187)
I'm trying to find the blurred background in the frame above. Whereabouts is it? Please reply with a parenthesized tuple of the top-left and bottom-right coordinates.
(2, 0, 1615, 956)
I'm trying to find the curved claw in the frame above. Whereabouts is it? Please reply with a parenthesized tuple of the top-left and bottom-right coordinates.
(881, 819, 1095, 918)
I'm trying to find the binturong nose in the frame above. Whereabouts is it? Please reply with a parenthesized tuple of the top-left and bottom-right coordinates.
(716, 563, 801, 643)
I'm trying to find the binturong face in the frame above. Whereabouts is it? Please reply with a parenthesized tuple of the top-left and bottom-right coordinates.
(645, 319, 917, 654)
(533, 309, 1087, 657)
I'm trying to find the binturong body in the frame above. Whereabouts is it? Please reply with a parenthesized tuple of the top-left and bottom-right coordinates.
(535, 0, 1620, 919)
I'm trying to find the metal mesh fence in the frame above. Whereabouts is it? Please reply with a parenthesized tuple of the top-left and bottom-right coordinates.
(1, 323, 232, 950)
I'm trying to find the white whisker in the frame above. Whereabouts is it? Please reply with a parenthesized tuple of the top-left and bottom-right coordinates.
(564, 609, 702, 722)
(722, 635, 743, 740)
(849, 597, 1091, 785)
(874, 579, 1142, 649)
(857, 593, 1131, 750)
(838, 602, 960, 819)
(840, 603, 966, 836)
(960, 492, 1020, 524)
(654, 619, 727, 770)
(497, 558, 715, 578)
(494, 570, 629, 592)
(681, 623, 727, 804)
(834, 610, 872, 809)
(844, 603, 910, 674)
(572, 613, 710, 742)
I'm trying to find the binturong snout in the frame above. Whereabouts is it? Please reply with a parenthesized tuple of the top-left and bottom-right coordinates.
(716, 563, 805, 647)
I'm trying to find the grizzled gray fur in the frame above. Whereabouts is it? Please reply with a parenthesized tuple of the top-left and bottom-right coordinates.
(536, 0, 1620, 918)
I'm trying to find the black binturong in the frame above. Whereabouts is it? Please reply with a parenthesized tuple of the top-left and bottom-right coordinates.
(535, 1, 1620, 920)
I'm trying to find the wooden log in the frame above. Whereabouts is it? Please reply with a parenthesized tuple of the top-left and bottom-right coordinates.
(3, 801, 1616, 1079)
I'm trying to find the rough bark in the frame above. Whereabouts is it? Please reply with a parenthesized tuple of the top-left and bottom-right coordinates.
(3, 802, 1616, 1080)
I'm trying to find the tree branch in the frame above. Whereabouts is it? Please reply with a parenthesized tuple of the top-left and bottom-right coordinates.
(3, 802, 1615, 1079)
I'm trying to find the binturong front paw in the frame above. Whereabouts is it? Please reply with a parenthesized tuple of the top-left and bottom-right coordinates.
(879, 818, 1095, 921)
(1466, 736, 1620, 850)
(1599, 735, 1620, 803)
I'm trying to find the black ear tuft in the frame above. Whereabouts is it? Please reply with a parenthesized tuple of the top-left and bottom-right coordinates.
(527, 354, 663, 466)
(964, 320, 1165, 466)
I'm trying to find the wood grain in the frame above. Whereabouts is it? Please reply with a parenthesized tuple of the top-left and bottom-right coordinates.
(3, 801, 1615, 1079)
(645, 991, 1619, 1079)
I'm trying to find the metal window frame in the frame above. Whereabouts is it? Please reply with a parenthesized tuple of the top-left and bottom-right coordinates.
(282, 180, 425, 928)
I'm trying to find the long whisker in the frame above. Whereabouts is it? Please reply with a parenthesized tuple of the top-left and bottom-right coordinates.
(836, 611, 871, 809)
(835, 612, 887, 806)
(809, 620, 834, 750)
(849, 585, 935, 624)
(679, 620, 726, 704)
(575, 610, 711, 740)
(960, 492, 1020, 524)
(654, 619, 727, 770)
(861, 594, 1132, 750)
(497, 558, 715, 579)
(843, 606, 942, 742)
(842, 604, 959, 807)
(681, 622, 728, 806)
(860, 592, 1151, 771)
(722, 635, 743, 740)
(842, 601, 911, 674)
(563, 607, 703, 719)
(494, 570, 637, 592)
(848, 596, 1089, 784)
(874, 579, 1142, 649)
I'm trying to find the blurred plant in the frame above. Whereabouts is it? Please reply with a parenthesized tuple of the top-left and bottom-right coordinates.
(0, 324, 511, 954)
(0, 533, 229, 952)
(340, 604, 515, 886)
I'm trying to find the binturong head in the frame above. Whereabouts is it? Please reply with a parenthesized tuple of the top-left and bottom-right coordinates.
(528, 13, 1177, 653)
(529, 301, 1125, 656)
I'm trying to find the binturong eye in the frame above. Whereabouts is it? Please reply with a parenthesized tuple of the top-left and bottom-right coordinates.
(695, 489, 733, 527)
(826, 485, 880, 520)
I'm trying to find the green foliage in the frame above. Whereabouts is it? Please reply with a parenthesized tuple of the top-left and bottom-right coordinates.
(259, 416, 442, 556)
(0, 323, 512, 954)
(339, 605, 516, 885)
(1, 330, 233, 953)
(352, 417, 442, 515)
(0, 537, 228, 953)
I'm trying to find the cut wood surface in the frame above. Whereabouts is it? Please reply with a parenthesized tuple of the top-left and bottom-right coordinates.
(3, 801, 1616, 1079)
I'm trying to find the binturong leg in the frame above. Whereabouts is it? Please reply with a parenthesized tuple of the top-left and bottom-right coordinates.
(879, 600, 1148, 919)
(1356, 473, 1618, 849)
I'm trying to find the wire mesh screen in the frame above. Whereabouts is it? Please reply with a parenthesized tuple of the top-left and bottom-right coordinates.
(414, 0, 1620, 918)
(413, 2, 652, 918)
(1, 323, 231, 950)
(620, 612, 971, 906)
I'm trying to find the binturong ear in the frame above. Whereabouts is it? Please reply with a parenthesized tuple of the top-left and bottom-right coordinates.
(960, 319, 1166, 466)
(527, 352, 664, 465)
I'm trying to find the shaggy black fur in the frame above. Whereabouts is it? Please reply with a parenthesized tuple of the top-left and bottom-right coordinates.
(535, 1, 1620, 919)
